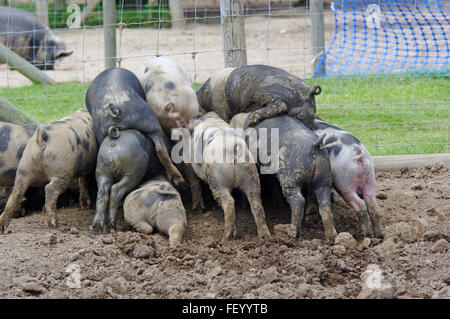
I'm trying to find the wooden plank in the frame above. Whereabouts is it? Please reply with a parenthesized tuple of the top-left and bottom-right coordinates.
(310, 0, 325, 76)
(103, 0, 117, 69)
(220, 0, 247, 68)
(0, 97, 39, 126)
(169, 0, 184, 29)
(373, 154, 450, 171)
(0, 42, 56, 85)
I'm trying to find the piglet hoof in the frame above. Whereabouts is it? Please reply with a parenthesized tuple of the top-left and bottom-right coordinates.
(0, 216, 10, 234)
(13, 207, 27, 218)
(373, 228, 385, 239)
(222, 228, 237, 241)
(258, 227, 272, 240)
(191, 200, 205, 214)
(169, 224, 185, 248)
(171, 174, 187, 189)
(325, 228, 338, 245)
(47, 217, 58, 229)
(80, 199, 91, 211)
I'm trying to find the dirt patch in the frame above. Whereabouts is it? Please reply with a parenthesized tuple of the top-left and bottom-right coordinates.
(0, 163, 448, 299)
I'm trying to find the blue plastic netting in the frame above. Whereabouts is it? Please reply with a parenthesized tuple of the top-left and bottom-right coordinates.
(314, 0, 450, 77)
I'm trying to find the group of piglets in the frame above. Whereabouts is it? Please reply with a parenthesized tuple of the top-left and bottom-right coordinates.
(0, 58, 383, 248)
(196, 65, 383, 242)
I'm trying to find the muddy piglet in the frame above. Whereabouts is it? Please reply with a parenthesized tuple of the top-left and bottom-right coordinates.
(196, 65, 321, 129)
(189, 112, 271, 240)
(124, 175, 187, 247)
(85, 67, 185, 188)
(0, 109, 98, 232)
(138, 57, 199, 132)
(93, 129, 163, 231)
(232, 113, 338, 243)
(313, 117, 383, 238)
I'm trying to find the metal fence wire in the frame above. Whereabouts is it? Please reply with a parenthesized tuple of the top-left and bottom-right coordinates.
(0, 0, 449, 156)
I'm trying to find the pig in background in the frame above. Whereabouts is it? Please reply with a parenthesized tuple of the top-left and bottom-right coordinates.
(196, 65, 321, 129)
(313, 116, 384, 238)
(85, 67, 185, 188)
(189, 112, 271, 240)
(124, 175, 187, 247)
(93, 129, 163, 232)
(0, 7, 73, 70)
(0, 109, 98, 233)
(137, 57, 199, 132)
(231, 113, 338, 243)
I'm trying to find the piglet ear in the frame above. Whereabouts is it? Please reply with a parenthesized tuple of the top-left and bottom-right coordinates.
(310, 85, 322, 96)
(164, 103, 174, 113)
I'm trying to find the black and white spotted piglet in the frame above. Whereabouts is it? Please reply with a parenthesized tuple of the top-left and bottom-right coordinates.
(0, 109, 98, 232)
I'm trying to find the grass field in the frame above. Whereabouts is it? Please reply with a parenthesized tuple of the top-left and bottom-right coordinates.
(0, 74, 448, 156)
(5, 2, 172, 29)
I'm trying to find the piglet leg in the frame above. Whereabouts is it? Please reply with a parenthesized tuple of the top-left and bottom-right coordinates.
(107, 175, 139, 230)
(342, 191, 373, 238)
(44, 177, 70, 228)
(149, 132, 186, 188)
(280, 183, 306, 238)
(92, 175, 112, 234)
(211, 186, 236, 240)
(0, 177, 31, 233)
(78, 176, 91, 210)
(245, 100, 288, 128)
(315, 186, 338, 244)
(364, 192, 384, 238)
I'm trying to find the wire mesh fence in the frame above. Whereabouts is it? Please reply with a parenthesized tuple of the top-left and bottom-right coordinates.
(0, 0, 448, 156)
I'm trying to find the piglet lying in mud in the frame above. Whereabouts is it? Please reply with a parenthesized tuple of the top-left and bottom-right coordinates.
(0, 110, 98, 232)
(0, 7, 73, 70)
(231, 113, 338, 243)
(313, 117, 384, 238)
(188, 112, 271, 240)
(85, 67, 185, 187)
(0, 122, 35, 214)
(196, 65, 321, 129)
(93, 129, 163, 232)
(137, 57, 199, 132)
(124, 175, 187, 247)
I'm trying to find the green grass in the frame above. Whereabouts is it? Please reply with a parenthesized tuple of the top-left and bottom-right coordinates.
(7, 2, 172, 29)
(305, 75, 450, 155)
(1, 75, 448, 156)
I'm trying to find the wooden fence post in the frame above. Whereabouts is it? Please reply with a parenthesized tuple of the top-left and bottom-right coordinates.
(103, 0, 117, 69)
(310, 0, 326, 76)
(220, 0, 247, 68)
(169, 0, 184, 29)
(36, 0, 49, 27)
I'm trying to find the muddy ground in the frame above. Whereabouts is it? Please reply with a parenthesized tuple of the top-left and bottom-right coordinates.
(0, 163, 449, 299)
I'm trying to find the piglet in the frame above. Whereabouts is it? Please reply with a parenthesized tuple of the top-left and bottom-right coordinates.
(124, 175, 187, 247)
(189, 112, 271, 240)
(138, 57, 199, 132)
(0, 109, 98, 232)
(313, 117, 383, 238)
(94, 129, 163, 232)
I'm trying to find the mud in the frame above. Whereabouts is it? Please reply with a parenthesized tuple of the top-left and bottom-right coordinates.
(0, 164, 448, 299)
